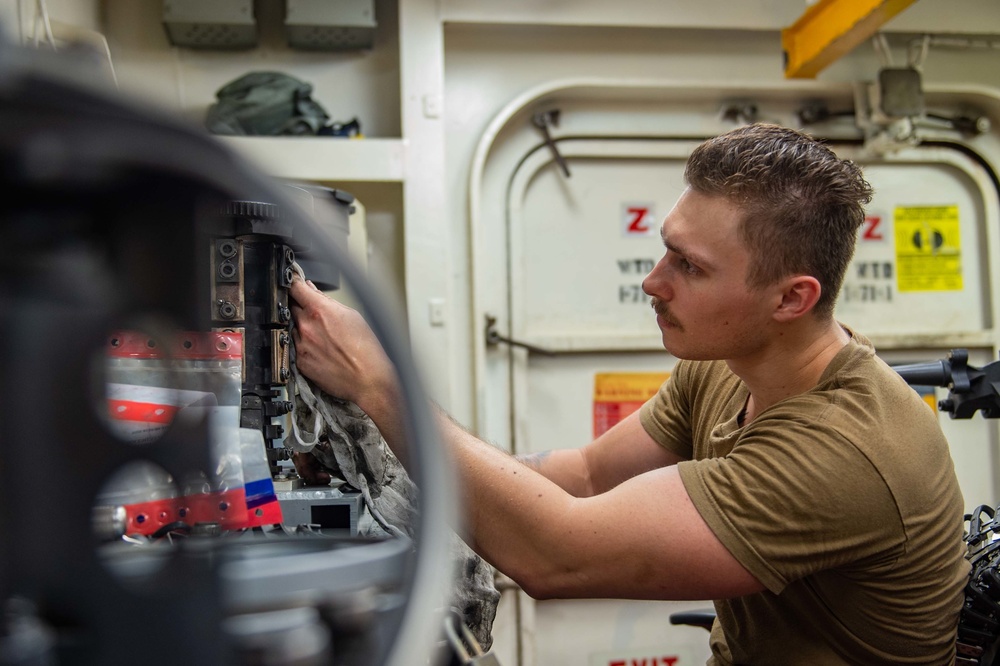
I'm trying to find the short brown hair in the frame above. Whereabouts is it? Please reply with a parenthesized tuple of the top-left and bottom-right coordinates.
(684, 123, 873, 318)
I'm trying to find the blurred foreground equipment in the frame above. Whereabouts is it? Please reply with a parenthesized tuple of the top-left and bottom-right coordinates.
(0, 30, 454, 666)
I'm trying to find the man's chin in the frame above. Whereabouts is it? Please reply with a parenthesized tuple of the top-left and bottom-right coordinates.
(661, 336, 714, 362)
(660, 333, 685, 358)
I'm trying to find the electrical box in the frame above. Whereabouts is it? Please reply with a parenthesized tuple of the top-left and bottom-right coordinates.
(285, 0, 376, 51)
(162, 0, 257, 49)
(878, 68, 925, 118)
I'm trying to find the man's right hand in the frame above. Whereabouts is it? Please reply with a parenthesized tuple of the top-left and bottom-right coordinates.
(288, 277, 398, 413)
(288, 277, 410, 467)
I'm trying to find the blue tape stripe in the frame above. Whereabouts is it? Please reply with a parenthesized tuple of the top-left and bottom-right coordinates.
(244, 478, 277, 508)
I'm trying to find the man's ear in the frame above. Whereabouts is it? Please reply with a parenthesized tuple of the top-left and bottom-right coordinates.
(773, 276, 821, 322)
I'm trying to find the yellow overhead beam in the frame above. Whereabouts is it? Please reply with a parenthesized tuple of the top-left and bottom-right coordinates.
(782, 0, 919, 78)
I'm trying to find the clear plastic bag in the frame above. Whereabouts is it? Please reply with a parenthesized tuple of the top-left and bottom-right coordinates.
(98, 330, 247, 535)
(234, 427, 283, 528)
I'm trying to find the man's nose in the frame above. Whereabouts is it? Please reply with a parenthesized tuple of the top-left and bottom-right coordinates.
(641, 259, 670, 300)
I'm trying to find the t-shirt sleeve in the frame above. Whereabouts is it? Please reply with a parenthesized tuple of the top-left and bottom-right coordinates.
(639, 361, 695, 460)
(676, 419, 905, 594)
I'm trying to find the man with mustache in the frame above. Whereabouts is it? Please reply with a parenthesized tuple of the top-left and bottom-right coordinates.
(290, 123, 967, 664)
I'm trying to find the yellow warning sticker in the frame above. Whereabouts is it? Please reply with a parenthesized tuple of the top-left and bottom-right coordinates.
(894, 205, 962, 292)
(593, 372, 669, 437)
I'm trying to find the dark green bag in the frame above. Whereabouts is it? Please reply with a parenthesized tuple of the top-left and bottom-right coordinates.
(206, 71, 330, 136)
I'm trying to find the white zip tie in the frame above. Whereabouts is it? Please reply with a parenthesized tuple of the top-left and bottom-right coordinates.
(287, 367, 321, 452)
(286, 259, 321, 451)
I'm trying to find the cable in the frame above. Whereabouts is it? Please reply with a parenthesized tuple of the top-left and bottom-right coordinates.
(908, 34, 930, 71)
(16, 0, 25, 46)
(872, 32, 893, 68)
(150, 521, 192, 540)
(33, 0, 55, 51)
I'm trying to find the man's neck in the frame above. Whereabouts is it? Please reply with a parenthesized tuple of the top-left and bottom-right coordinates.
(727, 318, 850, 423)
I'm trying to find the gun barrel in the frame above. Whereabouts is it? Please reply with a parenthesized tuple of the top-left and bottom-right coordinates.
(892, 360, 952, 387)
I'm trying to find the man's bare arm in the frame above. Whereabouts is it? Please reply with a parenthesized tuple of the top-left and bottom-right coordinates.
(289, 279, 759, 601)
(516, 449, 591, 496)
(442, 412, 761, 600)
(516, 411, 685, 497)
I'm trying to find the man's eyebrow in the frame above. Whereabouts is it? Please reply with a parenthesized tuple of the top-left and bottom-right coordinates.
(662, 233, 714, 270)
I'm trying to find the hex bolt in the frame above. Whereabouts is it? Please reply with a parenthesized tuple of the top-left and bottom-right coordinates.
(285, 248, 294, 264)
(278, 305, 290, 323)
(279, 332, 290, 346)
(280, 368, 290, 380)
(219, 301, 237, 319)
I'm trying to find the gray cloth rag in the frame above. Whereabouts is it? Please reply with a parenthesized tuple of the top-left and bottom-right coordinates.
(285, 370, 500, 649)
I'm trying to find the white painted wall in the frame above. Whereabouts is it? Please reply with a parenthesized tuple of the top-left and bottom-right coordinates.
(0, 0, 100, 42)
(95, 0, 401, 133)
(440, 0, 1000, 33)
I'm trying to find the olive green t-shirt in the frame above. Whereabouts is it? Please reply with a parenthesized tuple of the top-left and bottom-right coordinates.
(639, 333, 968, 665)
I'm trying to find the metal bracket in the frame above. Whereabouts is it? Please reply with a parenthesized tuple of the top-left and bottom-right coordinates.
(484, 314, 554, 356)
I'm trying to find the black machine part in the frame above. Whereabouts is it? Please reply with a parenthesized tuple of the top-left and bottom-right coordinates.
(893, 349, 1000, 419)
(896, 350, 1000, 664)
(0, 33, 455, 666)
(211, 188, 352, 469)
(956, 505, 1000, 666)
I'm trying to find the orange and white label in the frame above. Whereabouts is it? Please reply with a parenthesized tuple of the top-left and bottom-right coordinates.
(593, 372, 669, 437)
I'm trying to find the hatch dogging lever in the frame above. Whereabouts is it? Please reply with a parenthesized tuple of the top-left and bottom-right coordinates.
(531, 109, 571, 178)
(484, 314, 554, 356)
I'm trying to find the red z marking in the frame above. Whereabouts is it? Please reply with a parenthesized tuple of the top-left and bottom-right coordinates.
(862, 215, 883, 240)
(627, 207, 650, 233)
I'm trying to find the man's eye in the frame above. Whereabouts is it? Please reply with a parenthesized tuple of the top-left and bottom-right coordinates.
(679, 258, 699, 275)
